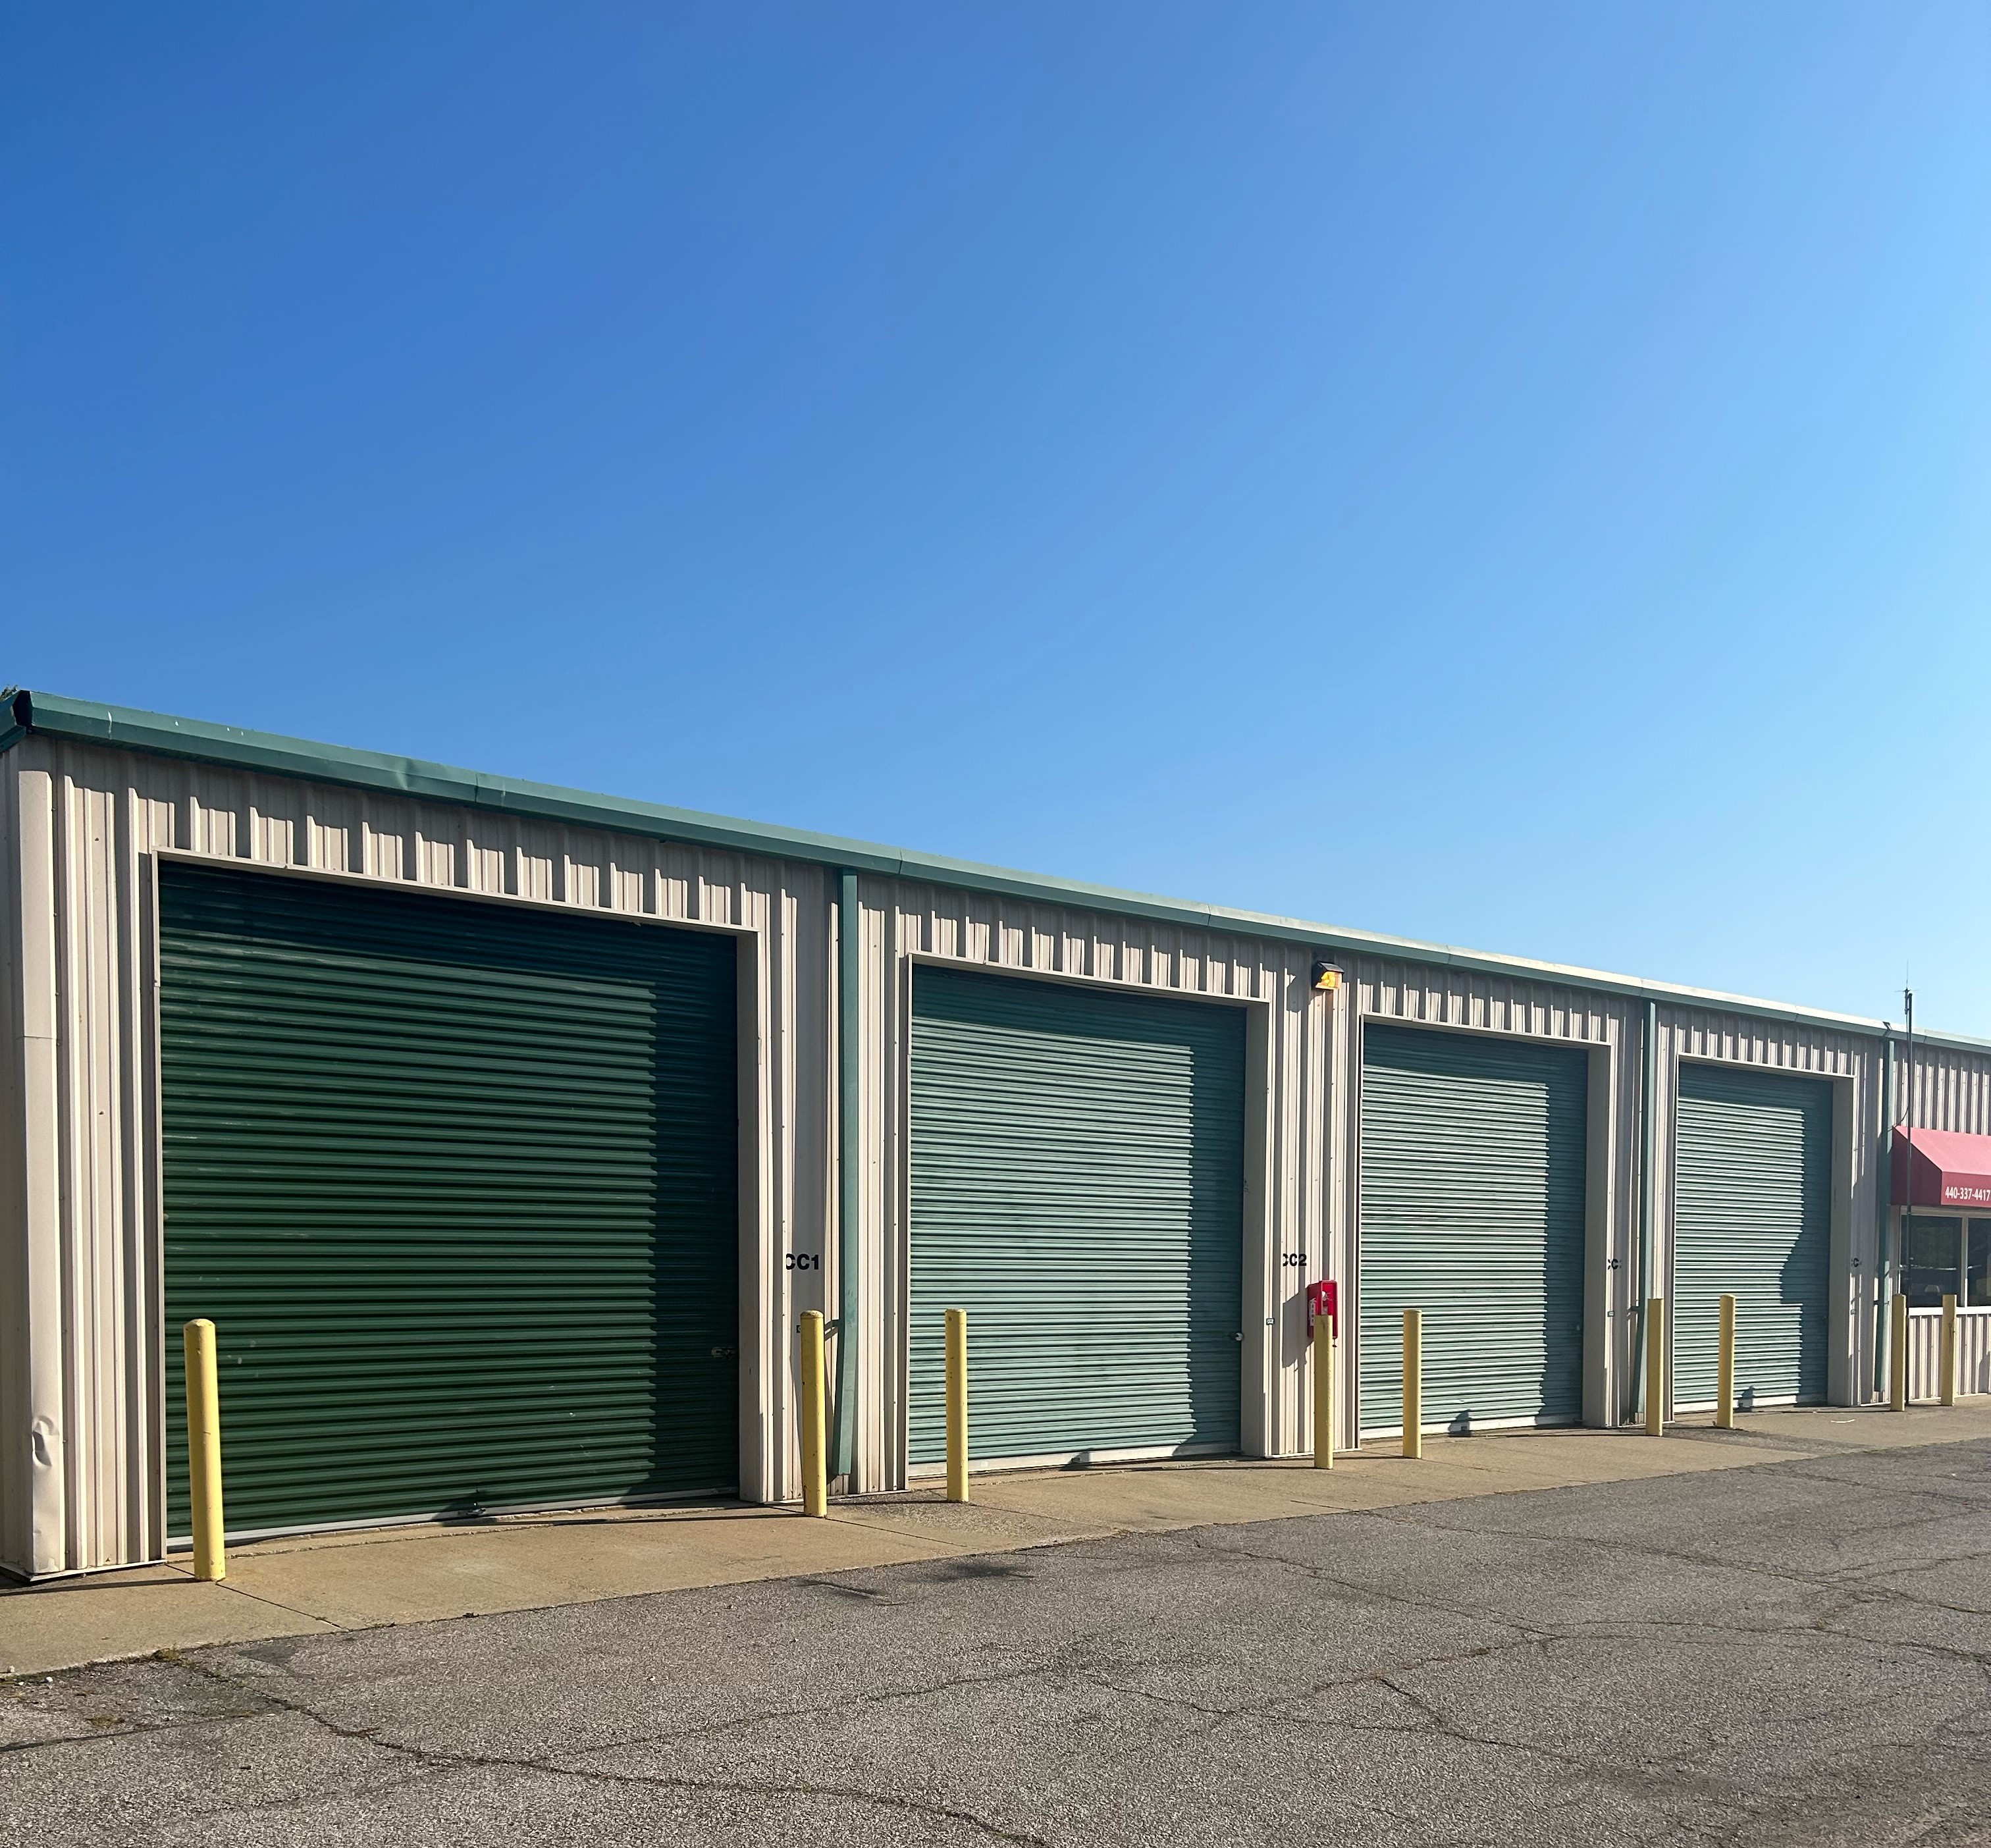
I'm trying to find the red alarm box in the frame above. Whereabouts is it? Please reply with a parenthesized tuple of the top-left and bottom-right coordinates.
(1306, 1279, 1338, 1341)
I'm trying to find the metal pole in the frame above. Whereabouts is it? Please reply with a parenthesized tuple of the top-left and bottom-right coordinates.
(1903, 991, 1916, 1307)
(183, 1319, 226, 1582)
(1942, 1293, 1959, 1407)
(1876, 1028, 1896, 1402)
(1645, 1298, 1665, 1437)
(799, 1310, 828, 1517)
(945, 1307, 969, 1503)
(1401, 1310, 1422, 1459)
(1715, 1293, 1736, 1429)
(831, 870, 863, 1487)
(1901, 988, 1918, 1413)
(1313, 1319, 1335, 1470)
(1630, 999, 1658, 1424)
(1890, 1290, 1909, 1411)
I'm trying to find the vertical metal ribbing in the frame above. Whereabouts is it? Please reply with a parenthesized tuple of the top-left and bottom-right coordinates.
(1876, 1032, 1896, 1402)
(1630, 1000, 1658, 1423)
(831, 870, 861, 1486)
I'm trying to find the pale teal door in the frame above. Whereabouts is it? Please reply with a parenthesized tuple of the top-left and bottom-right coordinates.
(1672, 1065, 1830, 1408)
(908, 967, 1246, 1465)
(1359, 1025, 1588, 1437)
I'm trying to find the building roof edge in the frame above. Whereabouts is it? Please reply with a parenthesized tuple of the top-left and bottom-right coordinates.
(9, 686, 1986, 1054)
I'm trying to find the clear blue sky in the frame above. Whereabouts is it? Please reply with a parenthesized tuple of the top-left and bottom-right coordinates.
(5, 7, 1988, 1030)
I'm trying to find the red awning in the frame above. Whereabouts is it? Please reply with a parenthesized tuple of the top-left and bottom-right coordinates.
(1892, 1125, 1991, 1209)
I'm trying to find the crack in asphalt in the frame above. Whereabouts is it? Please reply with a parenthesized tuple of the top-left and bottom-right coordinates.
(9, 1438, 1991, 1845)
(1182, 1528, 1560, 1639)
(136, 1651, 1064, 1847)
(1341, 1499, 1991, 1614)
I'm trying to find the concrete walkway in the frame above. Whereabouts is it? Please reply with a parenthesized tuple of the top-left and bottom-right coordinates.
(6, 1400, 1989, 1680)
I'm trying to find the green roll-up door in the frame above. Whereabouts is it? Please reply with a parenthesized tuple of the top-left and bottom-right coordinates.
(908, 967, 1245, 1466)
(1672, 1064, 1831, 1409)
(1359, 1025, 1587, 1436)
(160, 861, 738, 1540)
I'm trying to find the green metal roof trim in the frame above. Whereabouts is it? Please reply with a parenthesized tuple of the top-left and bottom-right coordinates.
(6, 685, 1982, 1052)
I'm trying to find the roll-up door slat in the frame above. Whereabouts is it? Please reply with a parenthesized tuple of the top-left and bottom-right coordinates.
(1359, 1026, 1587, 1435)
(1672, 1065, 1830, 1409)
(160, 862, 739, 1539)
(908, 969, 1245, 1464)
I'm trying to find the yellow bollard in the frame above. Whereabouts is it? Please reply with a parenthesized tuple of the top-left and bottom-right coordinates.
(1401, 1309, 1422, 1460)
(1890, 1290, 1909, 1411)
(1313, 1323, 1335, 1471)
(945, 1307, 969, 1504)
(1644, 1298, 1664, 1437)
(1942, 1293, 1959, 1408)
(1714, 1293, 1736, 1430)
(799, 1309, 828, 1517)
(183, 1319, 226, 1583)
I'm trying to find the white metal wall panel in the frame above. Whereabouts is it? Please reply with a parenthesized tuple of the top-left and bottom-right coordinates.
(0, 737, 834, 1574)
(1908, 1309, 1991, 1400)
(1, 766, 71, 1577)
(0, 766, 37, 1571)
(1903, 1046, 1991, 1136)
(1887, 1035, 1991, 1139)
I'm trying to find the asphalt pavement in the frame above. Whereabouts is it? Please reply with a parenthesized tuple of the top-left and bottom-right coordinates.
(4, 1431, 1989, 1846)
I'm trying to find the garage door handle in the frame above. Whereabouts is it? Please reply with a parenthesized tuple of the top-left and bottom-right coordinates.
(711, 1346, 738, 1358)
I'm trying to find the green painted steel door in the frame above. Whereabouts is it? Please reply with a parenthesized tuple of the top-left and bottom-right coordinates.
(161, 860, 738, 1540)
(1359, 1026, 1587, 1436)
(1672, 1065, 1831, 1409)
(908, 968, 1246, 1465)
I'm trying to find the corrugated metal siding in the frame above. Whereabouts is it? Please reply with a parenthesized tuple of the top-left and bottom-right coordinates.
(1358, 1025, 1588, 1435)
(157, 860, 739, 1537)
(1903, 1045, 1991, 1136)
(0, 765, 32, 1571)
(6, 719, 1927, 1571)
(1343, 958, 1635, 1433)
(906, 966, 1245, 1464)
(0, 737, 832, 1573)
(1908, 1308, 1991, 1400)
(1672, 1064, 1832, 1408)
(854, 881, 1332, 1487)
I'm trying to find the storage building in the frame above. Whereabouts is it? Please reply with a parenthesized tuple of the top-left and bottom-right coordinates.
(0, 689, 1983, 1579)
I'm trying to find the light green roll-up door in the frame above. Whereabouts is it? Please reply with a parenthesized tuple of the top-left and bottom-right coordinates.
(1672, 1064, 1830, 1409)
(161, 860, 738, 1541)
(908, 967, 1245, 1466)
(1359, 1025, 1587, 1436)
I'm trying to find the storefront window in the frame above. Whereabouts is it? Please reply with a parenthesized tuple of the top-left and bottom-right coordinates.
(1971, 1221, 1991, 1309)
(1904, 1217, 1962, 1309)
